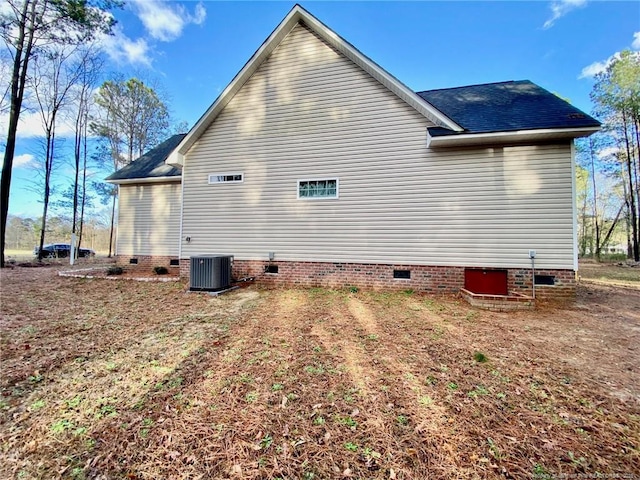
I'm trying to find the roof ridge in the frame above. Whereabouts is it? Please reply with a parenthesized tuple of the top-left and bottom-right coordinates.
(417, 80, 531, 95)
(131, 133, 187, 161)
(105, 133, 185, 183)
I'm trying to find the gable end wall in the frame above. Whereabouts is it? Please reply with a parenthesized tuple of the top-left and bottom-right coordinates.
(179, 23, 576, 278)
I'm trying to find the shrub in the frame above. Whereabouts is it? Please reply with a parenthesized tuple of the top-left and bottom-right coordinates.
(153, 266, 169, 275)
(107, 266, 123, 276)
(474, 351, 488, 363)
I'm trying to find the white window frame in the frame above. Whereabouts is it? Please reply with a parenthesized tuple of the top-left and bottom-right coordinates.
(297, 178, 339, 200)
(208, 173, 244, 184)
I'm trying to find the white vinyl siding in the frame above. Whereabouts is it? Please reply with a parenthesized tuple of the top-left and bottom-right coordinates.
(180, 23, 575, 270)
(117, 182, 181, 256)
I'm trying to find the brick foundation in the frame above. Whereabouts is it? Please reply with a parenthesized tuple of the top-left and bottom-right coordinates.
(508, 268, 576, 299)
(116, 255, 180, 270)
(176, 258, 575, 298)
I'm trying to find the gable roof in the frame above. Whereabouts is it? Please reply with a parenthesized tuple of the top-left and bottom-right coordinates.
(419, 81, 600, 147)
(166, 4, 462, 166)
(106, 134, 185, 184)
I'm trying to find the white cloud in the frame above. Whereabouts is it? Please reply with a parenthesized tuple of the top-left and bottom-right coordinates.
(0, 152, 34, 171)
(596, 146, 619, 160)
(0, 111, 76, 140)
(99, 27, 152, 66)
(579, 32, 640, 79)
(93, 2, 206, 67)
(130, 0, 206, 42)
(543, 0, 587, 29)
(193, 3, 207, 25)
(579, 57, 613, 79)
(13, 153, 35, 168)
(0, 151, 36, 169)
(0, 1, 12, 16)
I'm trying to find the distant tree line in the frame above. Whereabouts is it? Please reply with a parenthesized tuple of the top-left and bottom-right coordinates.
(576, 50, 640, 262)
(0, 0, 183, 265)
(5, 213, 112, 255)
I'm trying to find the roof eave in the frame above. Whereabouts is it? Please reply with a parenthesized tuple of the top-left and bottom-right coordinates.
(427, 126, 601, 148)
(166, 5, 462, 167)
(106, 175, 182, 185)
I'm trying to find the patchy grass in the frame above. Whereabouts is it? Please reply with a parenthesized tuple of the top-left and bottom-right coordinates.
(579, 260, 640, 287)
(1, 266, 639, 479)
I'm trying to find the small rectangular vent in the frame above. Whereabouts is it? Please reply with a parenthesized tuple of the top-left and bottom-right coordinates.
(209, 173, 243, 184)
(265, 265, 279, 274)
(534, 275, 556, 286)
(393, 269, 411, 279)
(129, 258, 138, 265)
(190, 255, 233, 291)
(169, 259, 179, 266)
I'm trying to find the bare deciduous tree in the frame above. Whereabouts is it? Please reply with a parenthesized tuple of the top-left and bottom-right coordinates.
(30, 45, 86, 260)
(0, 0, 119, 267)
(591, 50, 640, 261)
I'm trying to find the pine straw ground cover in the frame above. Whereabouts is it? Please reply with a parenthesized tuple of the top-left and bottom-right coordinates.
(0, 267, 638, 480)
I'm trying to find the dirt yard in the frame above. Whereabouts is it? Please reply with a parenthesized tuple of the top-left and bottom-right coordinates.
(1, 265, 638, 479)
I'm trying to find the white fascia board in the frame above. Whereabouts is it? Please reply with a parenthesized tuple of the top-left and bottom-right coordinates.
(166, 5, 462, 167)
(106, 176, 182, 185)
(427, 126, 600, 148)
(166, 8, 302, 166)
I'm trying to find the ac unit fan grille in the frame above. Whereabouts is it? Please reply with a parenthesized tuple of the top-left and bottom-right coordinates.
(190, 255, 233, 291)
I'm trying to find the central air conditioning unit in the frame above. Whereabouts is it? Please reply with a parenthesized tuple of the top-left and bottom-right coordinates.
(190, 255, 233, 291)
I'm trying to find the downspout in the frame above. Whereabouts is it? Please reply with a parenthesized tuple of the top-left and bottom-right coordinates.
(529, 250, 536, 299)
(178, 167, 185, 268)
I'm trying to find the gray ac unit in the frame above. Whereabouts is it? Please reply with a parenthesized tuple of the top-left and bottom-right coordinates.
(190, 255, 233, 291)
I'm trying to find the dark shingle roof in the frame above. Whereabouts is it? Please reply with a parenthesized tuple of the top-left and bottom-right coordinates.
(417, 80, 600, 136)
(105, 134, 186, 182)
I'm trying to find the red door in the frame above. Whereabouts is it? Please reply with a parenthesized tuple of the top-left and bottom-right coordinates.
(464, 269, 508, 295)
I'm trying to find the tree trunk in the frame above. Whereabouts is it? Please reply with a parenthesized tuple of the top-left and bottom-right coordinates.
(78, 121, 88, 249)
(37, 130, 55, 261)
(72, 109, 81, 258)
(633, 115, 640, 259)
(601, 203, 624, 250)
(579, 194, 588, 257)
(588, 138, 601, 260)
(622, 111, 639, 261)
(1, 0, 37, 268)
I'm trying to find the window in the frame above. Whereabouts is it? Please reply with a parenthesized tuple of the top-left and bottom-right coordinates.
(298, 179, 338, 199)
(209, 173, 243, 184)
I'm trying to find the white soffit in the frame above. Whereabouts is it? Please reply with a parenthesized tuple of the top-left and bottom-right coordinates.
(166, 4, 462, 166)
(426, 126, 601, 148)
(106, 176, 182, 185)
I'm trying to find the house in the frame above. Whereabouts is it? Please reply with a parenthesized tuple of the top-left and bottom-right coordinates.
(106, 5, 600, 299)
(105, 134, 185, 266)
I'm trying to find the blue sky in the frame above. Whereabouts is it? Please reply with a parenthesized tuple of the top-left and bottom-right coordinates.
(4, 0, 640, 218)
